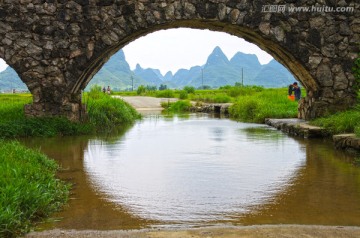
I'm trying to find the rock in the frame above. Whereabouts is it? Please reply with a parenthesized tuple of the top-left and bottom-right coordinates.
(316, 63, 333, 87)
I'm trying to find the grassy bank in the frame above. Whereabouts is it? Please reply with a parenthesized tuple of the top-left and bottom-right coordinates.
(85, 86, 141, 132)
(0, 140, 69, 237)
(161, 100, 192, 113)
(310, 104, 360, 137)
(0, 88, 140, 139)
(0, 87, 141, 236)
(229, 88, 298, 123)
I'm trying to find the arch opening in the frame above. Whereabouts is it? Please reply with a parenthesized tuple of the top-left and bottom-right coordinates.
(75, 21, 318, 95)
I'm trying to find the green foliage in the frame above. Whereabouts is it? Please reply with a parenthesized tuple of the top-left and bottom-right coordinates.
(179, 90, 188, 99)
(229, 88, 298, 123)
(183, 86, 195, 94)
(162, 100, 192, 113)
(227, 85, 264, 98)
(156, 89, 175, 98)
(352, 52, 360, 90)
(0, 94, 91, 139)
(311, 106, 360, 135)
(137, 85, 146, 95)
(0, 140, 69, 237)
(85, 87, 141, 131)
(146, 85, 157, 91)
(212, 95, 232, 103)
(0, 87, 140, 138)
(355, 125, 360, 138)
(159, 84, 167, 90)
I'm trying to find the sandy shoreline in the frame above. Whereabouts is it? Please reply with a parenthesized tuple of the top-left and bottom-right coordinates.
(25, 225, 360, 238)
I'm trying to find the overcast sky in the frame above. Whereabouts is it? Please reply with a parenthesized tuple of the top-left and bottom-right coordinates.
(0, 28, 273, 75)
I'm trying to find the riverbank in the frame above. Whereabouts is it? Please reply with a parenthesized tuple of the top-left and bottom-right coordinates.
(0, 89, 141, 237)
(25, 225, 360, 238)
(0, 141, 69, 238)
(265, 118, 360, 154)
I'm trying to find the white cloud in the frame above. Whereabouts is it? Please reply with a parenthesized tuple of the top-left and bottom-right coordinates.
(123, 28, 273, 75)
(0, 58, 7, 72)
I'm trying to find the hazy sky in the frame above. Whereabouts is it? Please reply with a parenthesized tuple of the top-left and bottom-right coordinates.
(0, 28, 273, 75)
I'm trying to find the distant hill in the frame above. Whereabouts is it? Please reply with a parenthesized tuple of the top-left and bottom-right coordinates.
(253, 59, 297, 87)
(0, 47, 296, 92)
(0, 67, 28, 92)
(86, 50, 148, 91)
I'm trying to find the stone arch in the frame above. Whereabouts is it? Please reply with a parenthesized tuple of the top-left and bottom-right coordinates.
(0, 1, 358, 120)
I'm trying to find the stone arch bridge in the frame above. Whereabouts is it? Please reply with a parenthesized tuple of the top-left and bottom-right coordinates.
(0, 0, 359, 121)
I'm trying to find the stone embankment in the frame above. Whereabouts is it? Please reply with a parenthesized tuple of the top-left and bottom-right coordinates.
(190, 103, 232, 114)
(265, 118, 360, 152)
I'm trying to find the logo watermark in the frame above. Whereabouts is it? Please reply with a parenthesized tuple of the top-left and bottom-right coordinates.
(261, 5, 355, 14)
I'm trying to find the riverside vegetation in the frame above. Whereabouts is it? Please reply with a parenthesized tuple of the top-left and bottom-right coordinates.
(0, 86, 140, 237)
(115, 85, 299, 121)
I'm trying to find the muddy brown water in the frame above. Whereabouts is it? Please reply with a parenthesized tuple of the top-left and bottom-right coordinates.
(20, 113, 360, 231)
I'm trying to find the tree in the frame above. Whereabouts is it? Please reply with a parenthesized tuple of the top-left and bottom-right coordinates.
(159, 84, 167, 90)
(137, 85, 146, 95)
(183, 86, 195, 94)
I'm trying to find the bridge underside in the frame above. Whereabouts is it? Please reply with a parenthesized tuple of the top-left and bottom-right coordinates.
(0, 1, 358, 121)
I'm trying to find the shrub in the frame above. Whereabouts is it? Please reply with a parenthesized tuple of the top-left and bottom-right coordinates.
(179, 90, 188, 99)
(183, 86, 195, 94)
(213, 95, 232, 103)
(156, 89, 175, 98)
(137, 85, 146, 95)
(162, 100, 192, 113)
(86, 93, 141, 131)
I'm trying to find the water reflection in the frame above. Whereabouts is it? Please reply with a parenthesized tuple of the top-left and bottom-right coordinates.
(20, 114, 360, 230)
(83, 115, 305, 226)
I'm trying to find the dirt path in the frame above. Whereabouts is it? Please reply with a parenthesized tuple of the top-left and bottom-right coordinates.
(25, 225, 360, 238)
(113, 96, 178, 112)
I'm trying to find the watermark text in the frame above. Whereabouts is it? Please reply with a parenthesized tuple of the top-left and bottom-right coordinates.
(261, 5, 354, 14)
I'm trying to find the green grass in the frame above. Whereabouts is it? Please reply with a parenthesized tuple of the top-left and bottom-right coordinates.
(161, 100, 192, 113)
(108, 86, 299, 122)
(0, 140, 69, 237)
(0, 94, 91, 138)
(310, 105, 360, 135)
(85, 87, 141, 132)
(229, 88, 298, 123)
(0, 88, 141, 138)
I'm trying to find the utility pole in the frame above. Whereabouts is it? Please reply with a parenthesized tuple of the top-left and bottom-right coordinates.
(241, 68, 244, 86)
(201, 68, 204, 89)
(131, 74, 134, 91)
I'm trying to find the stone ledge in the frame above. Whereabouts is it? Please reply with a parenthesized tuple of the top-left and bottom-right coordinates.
(265, 118, 327, 138)
(265, 118, 360, 152)
(190, 103, 232, 114)
(333, 134, 360, 152)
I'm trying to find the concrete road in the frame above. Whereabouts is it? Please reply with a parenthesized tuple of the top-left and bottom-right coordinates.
(113, 96, 178, 112)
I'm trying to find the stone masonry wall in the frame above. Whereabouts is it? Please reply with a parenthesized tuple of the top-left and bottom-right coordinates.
(0, 0, 359, 120)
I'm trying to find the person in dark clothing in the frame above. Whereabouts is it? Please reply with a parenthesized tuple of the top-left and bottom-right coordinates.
(288, 84, 293, 96)
(292, 82, 301, 101)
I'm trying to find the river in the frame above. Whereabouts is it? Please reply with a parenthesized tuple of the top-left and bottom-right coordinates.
(21, 113, 360, 231)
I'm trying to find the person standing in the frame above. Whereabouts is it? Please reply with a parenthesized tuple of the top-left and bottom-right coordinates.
(293, 82, 301, 101)
(107, 85, 111, 95)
